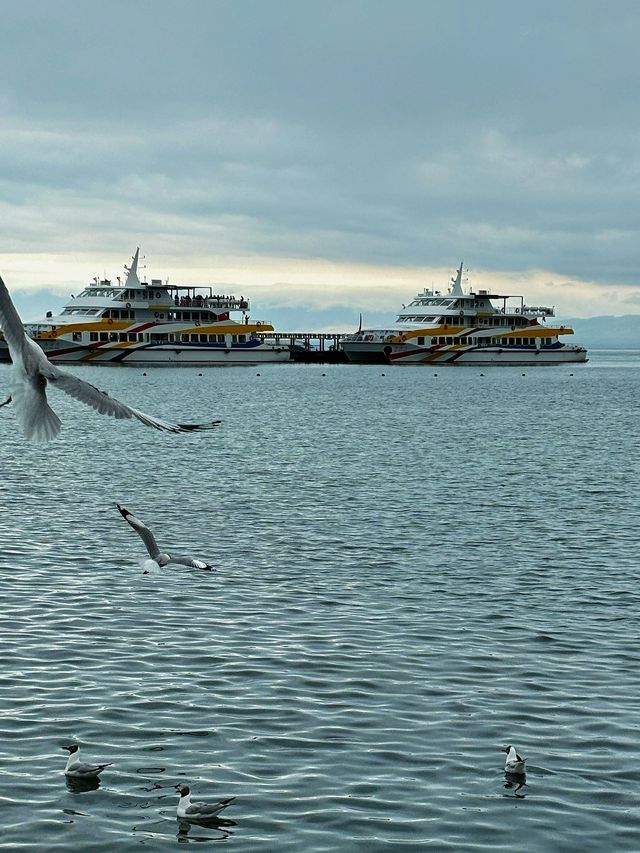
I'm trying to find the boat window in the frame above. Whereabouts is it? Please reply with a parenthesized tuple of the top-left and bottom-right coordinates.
(181, 334, 189, 342)
(190, 334, 198, 342)
(118, 333, 127, 342)
(90, 332, 98, 342)
(182, 311, 191, 320)
(417, 337, 424, 345)
(199, 334, 208, 343)
(127, 333, 137, 342)
(239, 334, 246, 343)
(217, 334, 225, 342)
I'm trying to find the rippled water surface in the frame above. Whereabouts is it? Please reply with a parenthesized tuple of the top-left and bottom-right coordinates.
(1, 352, 639, 851)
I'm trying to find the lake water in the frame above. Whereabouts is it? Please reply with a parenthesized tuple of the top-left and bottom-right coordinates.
(1, 351, 639, 851)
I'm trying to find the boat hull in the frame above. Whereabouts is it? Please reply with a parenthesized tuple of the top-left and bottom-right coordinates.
(0, 340, 291, 365)
(342, 341, 588, 366)
(338, 342, 390, 364)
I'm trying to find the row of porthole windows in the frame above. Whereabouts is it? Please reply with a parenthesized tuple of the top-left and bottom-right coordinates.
(415, 335, 551, 347)
(88, 332, 249, 344)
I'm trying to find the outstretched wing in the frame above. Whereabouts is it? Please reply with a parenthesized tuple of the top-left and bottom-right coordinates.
(169, 555, 214, 571)
(117, 504, 161, 559)
(0, 275, 30, 362)
(42, 368, 221, 434)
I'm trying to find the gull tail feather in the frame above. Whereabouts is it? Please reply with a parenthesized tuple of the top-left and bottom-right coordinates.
(11, 382, 61, 443)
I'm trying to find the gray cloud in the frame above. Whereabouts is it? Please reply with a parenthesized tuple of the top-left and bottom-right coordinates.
(0, 0, 639, 308)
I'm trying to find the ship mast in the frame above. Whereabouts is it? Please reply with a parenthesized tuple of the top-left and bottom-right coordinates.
(449, 261, 464, 297)
(124, 248, 142, 288)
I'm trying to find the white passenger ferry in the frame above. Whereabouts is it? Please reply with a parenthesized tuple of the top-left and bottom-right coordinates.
(0, 250, 290, 365)
(341, 262, 588, 365)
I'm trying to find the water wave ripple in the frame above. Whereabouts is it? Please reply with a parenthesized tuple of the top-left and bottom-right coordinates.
(1, 355, 640, 851)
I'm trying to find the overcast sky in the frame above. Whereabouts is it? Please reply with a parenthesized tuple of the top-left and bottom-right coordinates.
(1, 0, 640, 326)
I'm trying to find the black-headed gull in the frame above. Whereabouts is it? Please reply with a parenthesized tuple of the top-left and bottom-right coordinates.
(63, 743, 112, 778)
(0, 274, 221, 442)
(117, 504, 214, 571)
(502, 745, 526, 774)
(175, 785, 235, 820)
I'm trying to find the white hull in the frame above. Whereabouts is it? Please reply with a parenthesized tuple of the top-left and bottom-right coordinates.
(49, 345, 291, 365)
(0, 340, 291, 365)
(342, 341, 588, 365)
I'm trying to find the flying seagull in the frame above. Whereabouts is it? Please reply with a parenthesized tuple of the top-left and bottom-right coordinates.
(63, 744, 112, 778)
(175, 785, 235, 820)
(0, 273, 221, 442)
(117, 504, 214, 571)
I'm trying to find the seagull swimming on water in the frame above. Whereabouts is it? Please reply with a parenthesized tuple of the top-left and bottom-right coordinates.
(63, 744, 112, 778)
(117, 504, 214, 571)
(0, 273, 221, 442)
(502, 745, 526, 775)
(175, 785, 235, 820)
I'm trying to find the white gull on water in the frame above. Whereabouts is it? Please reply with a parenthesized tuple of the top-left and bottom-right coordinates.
(63, 744, 112, 778)
(0, 273, 221, 442)
(117, 504, 214, 571)
(502, 745, 526, 775)
(175, 785, 235, 820)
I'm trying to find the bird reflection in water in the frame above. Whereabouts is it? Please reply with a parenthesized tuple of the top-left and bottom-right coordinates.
(177, 816, 237, 843)
(66, 775, 101, 793)
(504, 771, 527, 798)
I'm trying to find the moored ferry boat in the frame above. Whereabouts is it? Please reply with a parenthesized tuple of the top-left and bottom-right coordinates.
(341, 262, 588, 366)
(0, 250, 291, 365)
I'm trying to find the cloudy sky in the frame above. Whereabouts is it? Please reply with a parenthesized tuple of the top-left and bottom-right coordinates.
(1, 0, 639, 328)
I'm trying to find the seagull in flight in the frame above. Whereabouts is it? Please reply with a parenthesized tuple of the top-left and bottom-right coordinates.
(117, 504, 214, 571)
(63, 744, 112, 779)
(175, 785, 235, 820)
(0, 273, 221, 442)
